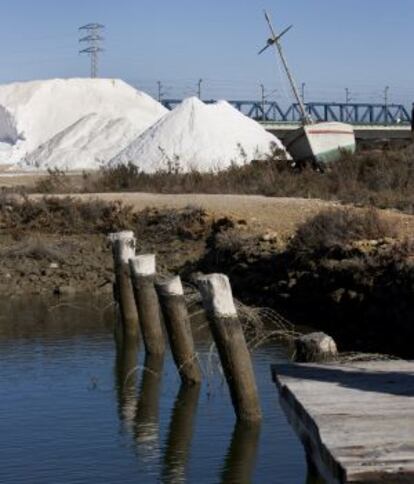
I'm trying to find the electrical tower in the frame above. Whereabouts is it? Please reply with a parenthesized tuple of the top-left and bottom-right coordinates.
(79, 23, 105, 78)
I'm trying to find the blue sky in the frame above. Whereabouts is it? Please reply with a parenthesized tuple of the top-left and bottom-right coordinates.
(0, 0, 412, 105)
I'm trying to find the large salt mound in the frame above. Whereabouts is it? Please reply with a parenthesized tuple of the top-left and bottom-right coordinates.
(20, 113, 143, 171)
(109, 97, 287, 172)
(0, 78, 167, 165)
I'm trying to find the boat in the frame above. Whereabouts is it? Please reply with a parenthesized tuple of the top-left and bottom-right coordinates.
(284, 121, 356, 165)
(259, 12, 356, 165)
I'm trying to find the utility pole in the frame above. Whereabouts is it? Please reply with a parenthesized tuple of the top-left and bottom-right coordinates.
(260, 83, 266, 121)
(384, 85, 390, 125)
(301, 82, 306, 104)
(79, 23, 105, 78)
(197, 79, 203, 99)
(344, 87, 352, 122)
(157, 81, 164, 102)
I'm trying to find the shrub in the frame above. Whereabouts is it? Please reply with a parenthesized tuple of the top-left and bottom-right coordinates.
(33, 169, 76, 193)
(289, 207, 398, 258)
(135, 205, 211, 242)
(0, 194, 136, 234)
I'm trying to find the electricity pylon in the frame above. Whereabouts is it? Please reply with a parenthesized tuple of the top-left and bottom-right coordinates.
(79, 23, 105, 78)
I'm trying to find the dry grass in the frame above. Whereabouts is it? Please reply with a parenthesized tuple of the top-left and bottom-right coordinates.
(30, 146, 414, 213)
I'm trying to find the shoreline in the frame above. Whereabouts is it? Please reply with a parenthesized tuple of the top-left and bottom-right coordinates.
(0, 194, 413, 358)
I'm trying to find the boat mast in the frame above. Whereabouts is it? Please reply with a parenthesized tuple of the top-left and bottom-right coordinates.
(262, 10, 312, 125)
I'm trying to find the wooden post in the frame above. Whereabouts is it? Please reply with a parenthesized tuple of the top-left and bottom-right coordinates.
(197, 274, 262, 422)
(156, 276, 202, 385)
(129, 255, 165, 356)
(109, 231, 139, 340)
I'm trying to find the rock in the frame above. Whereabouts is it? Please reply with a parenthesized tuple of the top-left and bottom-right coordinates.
(330, 288, 346, 303)
(295, 332, 338, 363)
(347, 290, 360, 301)
(261, 231, 278, 242)
(49, 262, 59, 269)
(288, 278, 297, 289)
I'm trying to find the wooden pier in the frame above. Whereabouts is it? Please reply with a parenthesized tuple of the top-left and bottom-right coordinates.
(272, 361, 414, 483)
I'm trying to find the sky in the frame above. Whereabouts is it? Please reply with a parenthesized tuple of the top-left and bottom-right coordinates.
(0, 0, 413, 106)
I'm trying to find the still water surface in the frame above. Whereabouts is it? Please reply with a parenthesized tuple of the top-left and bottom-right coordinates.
(0, 296, 322, 483)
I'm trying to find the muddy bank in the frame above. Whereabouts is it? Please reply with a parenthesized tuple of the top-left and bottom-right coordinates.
(1, 195, 413, 357)
(0, 199, 210, 296)
(198, 212, 414, 358)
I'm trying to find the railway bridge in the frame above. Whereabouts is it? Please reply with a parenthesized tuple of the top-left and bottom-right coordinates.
(162, 99, 413, 144)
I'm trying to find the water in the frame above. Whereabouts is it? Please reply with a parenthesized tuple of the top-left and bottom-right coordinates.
(0, 296, 321, 483)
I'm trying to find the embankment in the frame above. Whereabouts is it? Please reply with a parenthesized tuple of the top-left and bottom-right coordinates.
(0, 194, 413, 357)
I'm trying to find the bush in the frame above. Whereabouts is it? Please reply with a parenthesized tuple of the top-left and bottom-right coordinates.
(0, 194, 136, 234)
(135, 205, 211, 241)
(289, 207, 398, 258)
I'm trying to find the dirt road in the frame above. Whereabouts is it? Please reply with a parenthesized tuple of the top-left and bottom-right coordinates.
(37, 192, 414, 238)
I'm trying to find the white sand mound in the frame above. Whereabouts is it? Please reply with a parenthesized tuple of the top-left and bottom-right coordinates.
(109, 97, 287, 172)
(0, 78, 167, 166)
(20, 113, 143, 171)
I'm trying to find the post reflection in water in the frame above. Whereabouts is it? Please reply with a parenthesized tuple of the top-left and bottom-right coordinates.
(221, 421, 261, 484)
(134, 353, 165, 464)
(162, 384, 201, 483)
(115, 336, 139, 431)
(305, 454, 326, 484)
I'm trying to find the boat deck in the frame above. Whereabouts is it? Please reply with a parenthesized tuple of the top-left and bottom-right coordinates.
(272, 361, 414, 483)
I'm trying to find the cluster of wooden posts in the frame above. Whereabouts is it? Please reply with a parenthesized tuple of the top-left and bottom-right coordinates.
(110, 230, 262, 423)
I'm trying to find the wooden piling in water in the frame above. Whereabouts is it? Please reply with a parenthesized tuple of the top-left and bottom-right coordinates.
(109, 231, 139, 340)
(129, 254, 165, 356)
(156, 276, 202, 386)
(197, 273, 262, 422)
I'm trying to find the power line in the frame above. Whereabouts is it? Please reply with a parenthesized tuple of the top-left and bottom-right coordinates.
(79, 23, 105, 78)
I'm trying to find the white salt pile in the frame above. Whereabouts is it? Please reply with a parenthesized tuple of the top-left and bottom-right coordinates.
(0, 78, 167, 167)
(23, 113, 142, 171)
(110, 97, 287, 172)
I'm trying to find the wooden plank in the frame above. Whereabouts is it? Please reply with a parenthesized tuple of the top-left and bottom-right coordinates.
(272, 361, 414, 483)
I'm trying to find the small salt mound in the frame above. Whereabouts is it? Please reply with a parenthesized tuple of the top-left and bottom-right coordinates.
(0, 78, 167, 165)
(20, 113, 144, 171)
(109, 97, 287, 172)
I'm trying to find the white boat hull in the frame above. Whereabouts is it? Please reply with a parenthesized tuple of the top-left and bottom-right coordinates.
(285, 122, 356, 164)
